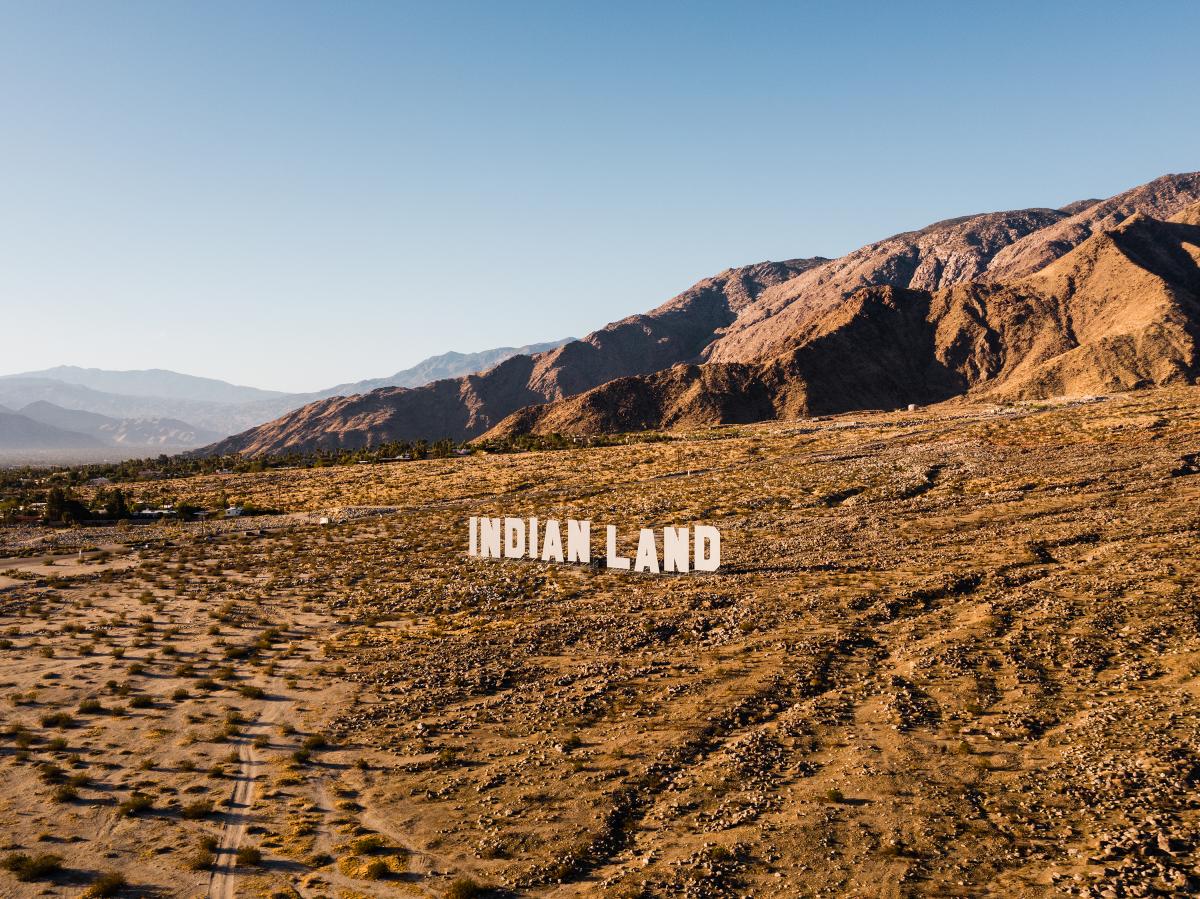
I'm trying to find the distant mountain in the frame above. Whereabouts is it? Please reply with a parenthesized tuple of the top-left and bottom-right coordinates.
(0, 343, 581, 449)
(3, 366, 287, 404)
(17, 400, 115, 435)
(18, 401, 222, 449)
(0, 378, 299, 436)
(0, 410, 104, 451)
(314, 340, 574, 399)
(204, 171, 1200, 456)
(203, 260, 824, 454)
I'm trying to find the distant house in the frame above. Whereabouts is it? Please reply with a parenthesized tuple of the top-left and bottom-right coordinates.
(86, 477, 112, 486)
(224, 506, 243, 518)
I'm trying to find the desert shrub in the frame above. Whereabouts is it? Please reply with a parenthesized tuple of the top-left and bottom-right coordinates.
(116, 792, 153, 817)
(1, 852, 63, 881)
(235, 845, 262, 866)
(51, 783, 78, 803)
(78, 698, 106, 714)
(40, 712, 75, 729)
(128, 694, 153, 709)
(181, 799, 214, 820)
(363, 858, 390, 880)
(185, 847, 214, 871)
(81, 870, 127, 897)
(444, 877, 489, 899)
(237, 684, 264, 699)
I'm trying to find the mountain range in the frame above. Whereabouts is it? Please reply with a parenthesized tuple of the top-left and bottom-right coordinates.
(204, 171, 1200, 456)
(0, 340, 572, 458)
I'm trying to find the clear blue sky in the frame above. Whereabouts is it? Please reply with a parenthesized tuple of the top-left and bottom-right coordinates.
(2, 1, 1197, 392)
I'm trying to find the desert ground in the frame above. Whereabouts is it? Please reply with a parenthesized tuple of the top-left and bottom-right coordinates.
(2, 387, 1199, 898)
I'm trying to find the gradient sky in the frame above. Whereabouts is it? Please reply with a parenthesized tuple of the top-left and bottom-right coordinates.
(2, 1, 1198, 392)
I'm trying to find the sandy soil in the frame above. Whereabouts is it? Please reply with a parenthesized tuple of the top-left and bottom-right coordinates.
(1, 387, 1199, 897)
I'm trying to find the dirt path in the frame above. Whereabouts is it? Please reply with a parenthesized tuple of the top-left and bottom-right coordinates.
(207, 673, 293, 899)
(207, 711, 270, 898)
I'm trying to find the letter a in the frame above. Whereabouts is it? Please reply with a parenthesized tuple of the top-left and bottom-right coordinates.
(542, 519, 564, 563)
(634, 528, 660, 574)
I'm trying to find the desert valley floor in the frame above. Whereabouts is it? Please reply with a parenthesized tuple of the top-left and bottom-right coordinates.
(2, 387, 1199, 898)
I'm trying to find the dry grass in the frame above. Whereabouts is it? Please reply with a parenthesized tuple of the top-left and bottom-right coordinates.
(0, 387, 1198, 896)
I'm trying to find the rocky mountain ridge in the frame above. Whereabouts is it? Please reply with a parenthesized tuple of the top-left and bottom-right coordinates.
(204, 172, 1200, 455)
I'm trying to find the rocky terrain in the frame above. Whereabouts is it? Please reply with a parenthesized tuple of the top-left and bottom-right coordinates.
(487, 202, 1200, 437)
(203, 259, 824, 455)
(2, 385, 1198, 897)
(204, 172, 1200, 457)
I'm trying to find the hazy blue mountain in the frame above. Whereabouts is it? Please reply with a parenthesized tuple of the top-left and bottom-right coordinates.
(0, 338, 576, 450)
(0, 410, 105, 451)
(18, 400, 222, 449)
(313, 339, 574, 399)
(2, 365, 287, 404)
(0, 378, 298, 436)
(18, 400, 115, 434)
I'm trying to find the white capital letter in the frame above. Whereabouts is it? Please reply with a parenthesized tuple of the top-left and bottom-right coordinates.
(634, 528, 660, 574)
(504, 517, 525, 558)
(663, 526, 689, 573)
(480, 516, 502, 559)
(567, 519, 590, 564)
(542, 519, 564, 563)
(694, 525, 720, 571)
(606, 525, 630, 570)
